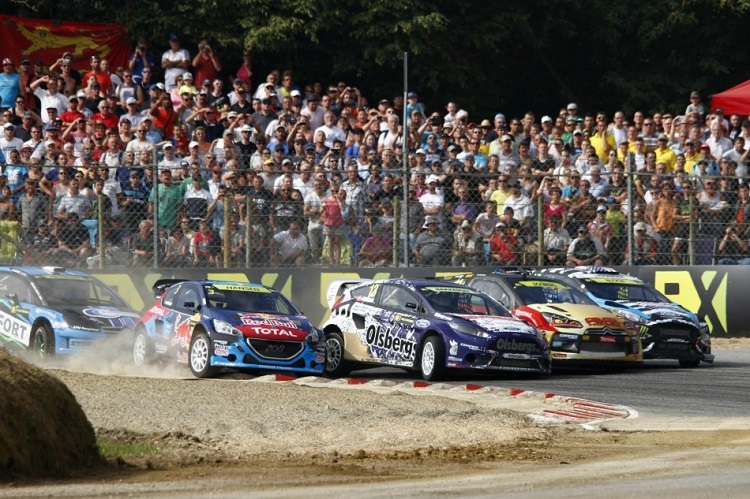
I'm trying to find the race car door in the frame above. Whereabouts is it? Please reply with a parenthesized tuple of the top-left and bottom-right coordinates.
(368, 284, 420, 367)
(168, 283, 202, 362)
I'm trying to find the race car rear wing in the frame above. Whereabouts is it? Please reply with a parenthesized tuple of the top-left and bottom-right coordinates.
(152, 279, 189, 298)
(325, 278, 371, 310)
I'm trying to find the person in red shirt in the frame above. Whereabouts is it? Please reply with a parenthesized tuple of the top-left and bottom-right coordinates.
(82, 55, 112, 96)
(193, 221, 219, 267)
(192, 40, 222, 86)
(60, 95, 84, 126)
(92, 100, 119, 129)
(489, 222, 518, 265)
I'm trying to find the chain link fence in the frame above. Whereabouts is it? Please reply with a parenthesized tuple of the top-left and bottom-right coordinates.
(0, 159, 744, 269)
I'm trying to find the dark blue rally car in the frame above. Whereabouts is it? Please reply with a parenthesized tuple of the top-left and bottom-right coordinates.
(0, 266, 139, 359)
(134, 279, 326, 378)
(322, 278, 550, 380)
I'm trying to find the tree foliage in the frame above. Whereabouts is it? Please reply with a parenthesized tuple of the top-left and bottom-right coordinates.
(5, 0, 750, 118)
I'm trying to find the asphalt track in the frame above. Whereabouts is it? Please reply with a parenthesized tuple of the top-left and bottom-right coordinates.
(348, 349, 750, 419)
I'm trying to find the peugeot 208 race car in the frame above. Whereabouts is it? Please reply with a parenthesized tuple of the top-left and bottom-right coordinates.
(135, 279, 325, 378)
(322, 278, 550, 380)
(0, 266, 139, 359)
(446, 271, 642, 367)
(535, 267, 714, 367)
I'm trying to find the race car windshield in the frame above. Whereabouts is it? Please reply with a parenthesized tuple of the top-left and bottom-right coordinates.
(419, 286, 510, 316)
(514, 283, 595, 305)
(34, 276, 128, 307)
(204, 286, 298, 315)
(582, 280, 670, 303)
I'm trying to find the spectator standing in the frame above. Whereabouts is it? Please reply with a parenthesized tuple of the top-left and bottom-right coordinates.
(161, 34, 190, 90)
(0, 58, 24, 111)
(148, 169, 182, 229)
(192, 40, 222, 86)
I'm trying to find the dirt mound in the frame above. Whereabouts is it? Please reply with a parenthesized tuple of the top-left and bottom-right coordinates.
(0, 348, 101, 480)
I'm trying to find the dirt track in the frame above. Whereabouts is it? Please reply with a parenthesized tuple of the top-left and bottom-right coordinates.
(0, 339, 748, 497)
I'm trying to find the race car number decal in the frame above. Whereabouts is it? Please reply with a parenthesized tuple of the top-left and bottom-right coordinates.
(0, 309, 31, 346)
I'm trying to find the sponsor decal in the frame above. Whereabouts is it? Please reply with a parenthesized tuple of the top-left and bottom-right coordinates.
(69, 339, 93, 348)
(496, 337, 539, 354)
(365, 323, 416, 359)
(82, 307, 130, 319)
(514, 310, 534, 320)
(214, 340, 229, 356)
(242, 326, 306, 341)
(600, 336, 616, 343)
(239, 314, 296, 329)
(503, 353, 531, 360)
(470, 317, 530, 334)
(148, 305, 170, 319)
(460, 343, 482, 351)
(556, 333, 579, 340)
(170, 316, 194, 348)
(516, 280, 570, 289)
(155, 344, 167, 354)
(551, 353, 568, 358)
(0, 310, 31, 346)
(449, 339, 458, 355)
(585, 317, 621, 327)
(415, 319, 430, 328)
(176, 352, 188, 363)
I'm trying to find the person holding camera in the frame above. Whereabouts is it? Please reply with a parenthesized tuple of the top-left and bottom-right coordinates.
(717, 223, 750, 265)
(192, 40, 222, 87)
(128, 38, 154, 84)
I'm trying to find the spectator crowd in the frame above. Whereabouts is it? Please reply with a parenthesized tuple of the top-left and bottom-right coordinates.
(0, 35, 749, 268)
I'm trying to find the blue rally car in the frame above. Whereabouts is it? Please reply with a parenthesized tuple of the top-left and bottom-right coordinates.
(134, 279, 326, 378)
(322, 278, 551, 380)
(534, 267, 714, 367)
(0, 266, 140, 359)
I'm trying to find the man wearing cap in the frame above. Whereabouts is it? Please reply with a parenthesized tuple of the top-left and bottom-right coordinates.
(451, 219, 483, 266)
(0, 123, 23, 160)
(413, 215, 450, 266)
(566, 225, 606, 266)
(0, 58, 23, 112)
(162, 34, 190, 90)
(653, 133, 677, 172)
(489, 134, 519, 170)
(624, 221, 659, 265)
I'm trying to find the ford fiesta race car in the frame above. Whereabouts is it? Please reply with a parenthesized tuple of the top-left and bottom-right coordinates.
(0, 266, 139, 359)
(535, 267, 714, 367)
(135, 279, 326, 378)
(445, 271, 642, 367)
(322, 278, 550, 380)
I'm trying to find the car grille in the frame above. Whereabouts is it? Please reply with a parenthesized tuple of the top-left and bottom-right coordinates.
(246, 339, 303, 360)
(491, 358, 541, 369)
(581, 330, 629, 354)
(648, 323, 697, 343)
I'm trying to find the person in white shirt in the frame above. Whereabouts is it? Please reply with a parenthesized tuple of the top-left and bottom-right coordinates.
(313, 110, 345, 149)
(161, 34, 190, 90)
(30, 76, 67, 123)
(0, 123, 23, 159)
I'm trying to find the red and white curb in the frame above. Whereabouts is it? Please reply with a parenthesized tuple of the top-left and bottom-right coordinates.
(249, 374, 637, 426)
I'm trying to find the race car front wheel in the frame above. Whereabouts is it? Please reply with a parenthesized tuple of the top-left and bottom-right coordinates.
(324, 332, 352, 377)
(189, 331, 219, 378)
(30, 323, 54, 361)
(419, 336, 446, 381)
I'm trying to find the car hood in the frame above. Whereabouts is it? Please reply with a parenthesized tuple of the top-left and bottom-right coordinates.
(453, 314, 540, 336)
(60, 306, 141, 331)
(526, 303, 620, 319)
(605, 300, 698, 324)
(215, 310, 313, 341)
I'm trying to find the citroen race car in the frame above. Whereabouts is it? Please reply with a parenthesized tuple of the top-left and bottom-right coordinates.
(0, 266, 139, 359)
(445, 271, 642, 367)
(322, 278, 550, 380)
(134, 279, 326, 378)
(535, 267, 714, 367)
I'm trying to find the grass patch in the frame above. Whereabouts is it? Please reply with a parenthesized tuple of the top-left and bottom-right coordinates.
(97, 436, 160, 458)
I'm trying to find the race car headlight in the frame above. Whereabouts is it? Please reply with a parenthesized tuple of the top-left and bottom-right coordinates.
(52, 319, 69, 329)
(213, 319, 241, 337)
(616, 310, 648, 325)
(451, 321, 491, 339)
(541, 312, 582, 329)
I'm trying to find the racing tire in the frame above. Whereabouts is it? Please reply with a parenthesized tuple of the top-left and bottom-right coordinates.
(324, 332, 352, 377)
(679, 359, 701, 368)
(30, 323, 55, 361)
(189, 331, 219, 378)
(132, 329, 153, 367)
(419, 336, 446, 381)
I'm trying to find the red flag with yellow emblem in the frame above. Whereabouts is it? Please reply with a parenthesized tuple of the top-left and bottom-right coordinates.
(0, 14, 129, 69)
